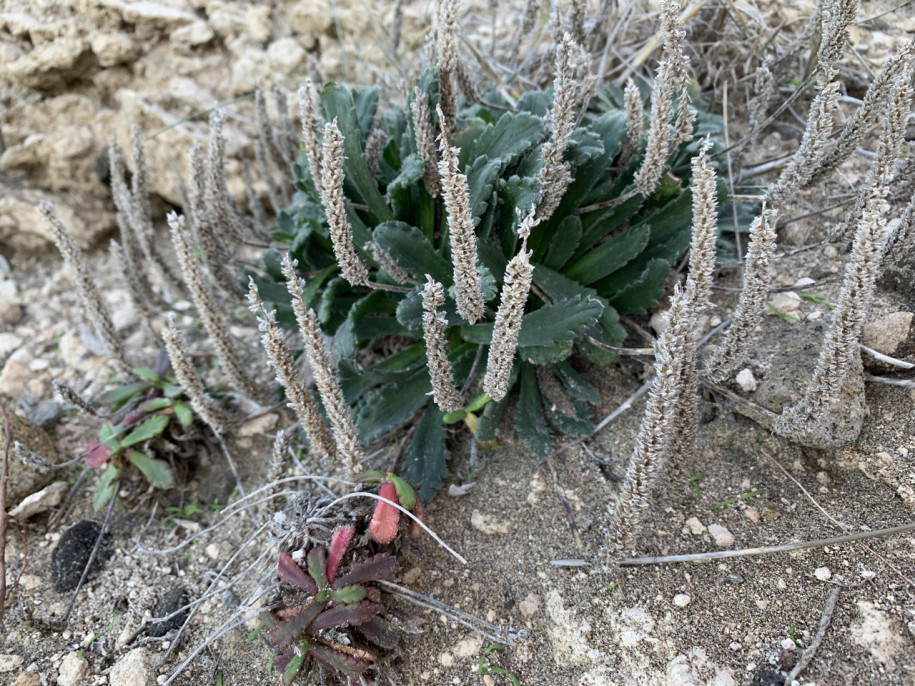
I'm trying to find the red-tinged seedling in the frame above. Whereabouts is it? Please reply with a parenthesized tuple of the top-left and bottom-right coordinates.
(358, 471, 422, 544)
(264, 526, 399, 684)
(76, 349, 204, 510)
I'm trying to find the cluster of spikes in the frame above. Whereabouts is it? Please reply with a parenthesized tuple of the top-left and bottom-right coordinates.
(40, 0, 915, 632)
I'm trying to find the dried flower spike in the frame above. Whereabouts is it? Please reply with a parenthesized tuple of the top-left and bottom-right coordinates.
(437, 116, 485, 324)
(535, 32, 579, 221)
(684, 139, 718, 311)
(421, 276, 463, 412)
(605, 287, 691, 559)
(39, 202, 134, 380)
(320, 120, 370, 287)
(283, 254, 364, 476)
(247, 278, 336, 462)
(619, 78, 643, 168)
(413, 88, 440, 197)
(167, 212, 263, 401)
(705, 208, 778, 382)
(298, 78, 324, 184)
(161, 323, 231, 433)
(483, 210, 539, 401)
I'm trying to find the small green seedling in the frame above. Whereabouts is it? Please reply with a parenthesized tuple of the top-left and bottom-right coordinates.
(765, 300, 802, 323)
(799, 292, 836, 309)
(477, 643, 521, 686)
(711, 489, 765, 510)
(689, 473, 705, 498)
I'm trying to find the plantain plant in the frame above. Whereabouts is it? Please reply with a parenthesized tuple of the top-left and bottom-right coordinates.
(247, 64, 725, 501)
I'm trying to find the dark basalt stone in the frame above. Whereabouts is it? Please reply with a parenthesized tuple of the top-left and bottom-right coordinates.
(51, 520, 113, 592)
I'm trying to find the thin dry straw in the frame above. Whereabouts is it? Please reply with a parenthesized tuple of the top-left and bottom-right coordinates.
(282, 254, 364, 476)
(320, 120, 370, 287)
(247, 278, 336, 462)
(39, 202, 134, 380)
(166, 212, 262, 401)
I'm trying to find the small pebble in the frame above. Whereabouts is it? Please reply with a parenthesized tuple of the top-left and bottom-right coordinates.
(57, 652, 88, 686)
(735, 368, 757, 392)
(519, 593, 540, 618)
(814, 567, 832, 581)
(728, 573, 745, 585)
(743, 507, 760, 524)
(766, 291, 801, 315)
(673, 593, 691, 608)
(708, 524, 735, 548)
(861, 570, 876, 580)
(685, 517, 706, 535)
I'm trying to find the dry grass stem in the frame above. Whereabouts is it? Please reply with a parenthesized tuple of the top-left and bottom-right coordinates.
(167, 212, 262, 401)
(283, 254, 364, 476)
(162, 324, 231, 433)
(706, 208, 778, 382)
(39, 202, 134, 380)
(320, 120, 370, 287)
(421, 276, 463, 412)
(246, 278, 335, 461)
(437, 117, 485, 324)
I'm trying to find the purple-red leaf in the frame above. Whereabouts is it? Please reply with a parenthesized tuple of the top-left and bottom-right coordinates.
(306, 546, 328, 589)
(356, 616, 399, 649)
(369, 481, 400, 544)
(309, 601, 380, 633)
(332, 553, 399, 589)
(309, 643, 371, 676)
(277, 552, 318, 594)
(268, 601, 324, 652)
(83, 440, 112, 468)
(327, 525, 355, 584)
